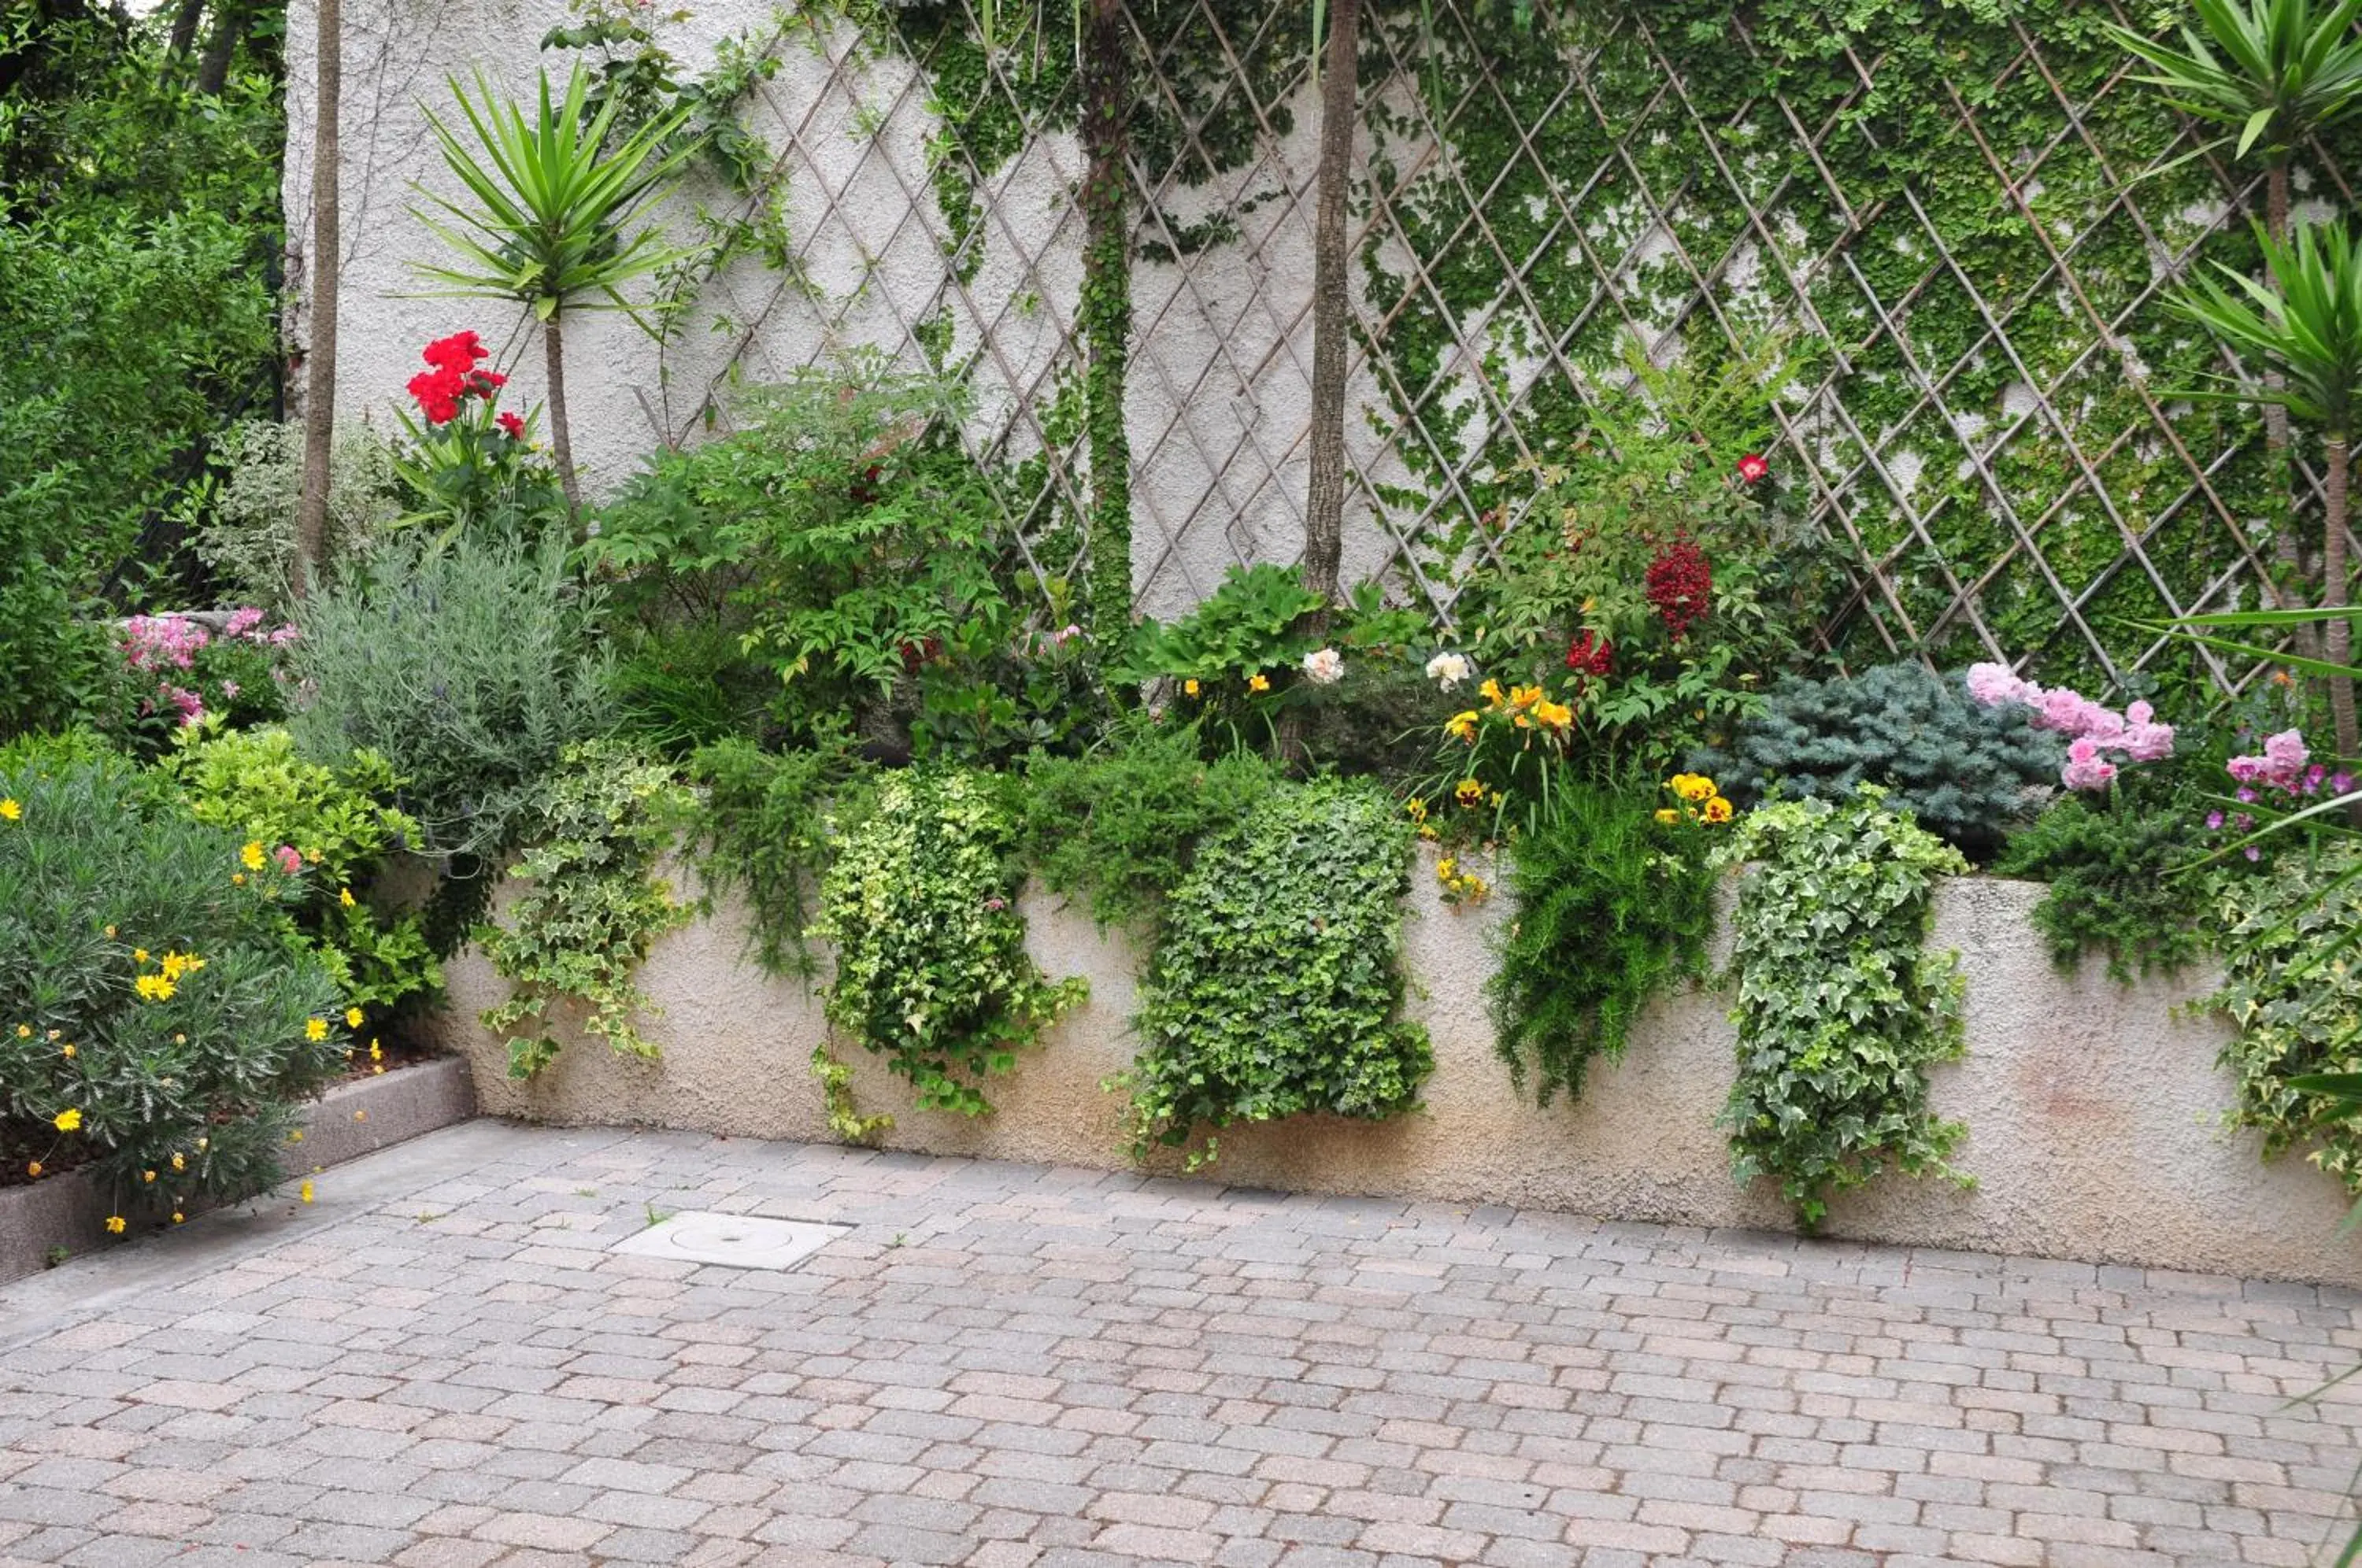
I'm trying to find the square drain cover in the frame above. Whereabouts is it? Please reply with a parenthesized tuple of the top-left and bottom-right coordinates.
(610, 1211, 849, 1270)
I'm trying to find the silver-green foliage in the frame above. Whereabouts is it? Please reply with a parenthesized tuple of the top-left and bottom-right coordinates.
(1118, 779, 1434, 1169)
(809, 770, 1087, 1117)
(194, 419, 402, 608)
(1690, 664, 2060, 860)
(286, 527, 616, 860)
(1717, 787, 1973, 1230)
(2211, 844, 2362, 1196)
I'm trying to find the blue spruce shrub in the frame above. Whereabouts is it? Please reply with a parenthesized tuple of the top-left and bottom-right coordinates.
(1689, 663, 2060, 859)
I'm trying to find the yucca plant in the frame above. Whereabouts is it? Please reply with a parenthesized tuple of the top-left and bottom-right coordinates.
(409, 63, 696, 513)
(2171, 220, 2362, 764)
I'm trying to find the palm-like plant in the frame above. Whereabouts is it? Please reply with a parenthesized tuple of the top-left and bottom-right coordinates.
(2171, 219, 2362, 764)
(410, 63, 695, 512)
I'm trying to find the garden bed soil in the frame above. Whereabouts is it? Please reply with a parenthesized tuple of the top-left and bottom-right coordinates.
(0, 1053, 476, 1285)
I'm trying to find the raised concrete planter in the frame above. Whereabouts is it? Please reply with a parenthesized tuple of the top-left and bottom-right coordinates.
(435, 861, 2362, 1288)
(0, 1055, 475, 1285)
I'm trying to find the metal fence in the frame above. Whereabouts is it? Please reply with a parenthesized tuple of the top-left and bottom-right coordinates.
(638, 0, 2350, 698)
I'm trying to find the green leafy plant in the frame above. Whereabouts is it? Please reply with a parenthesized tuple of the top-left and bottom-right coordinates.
(1488, 778, 1720, 1107)
(287, 526, 616, 866)
(1716, 787, 1973, 1230)
(410, 61, 697, 508)
(2212, 842, 2362, 1196)
(193, 419, 402, 608)
(0, 741, 345, 1213)
(1690, 664, 2061, 860)
(475, 741, 696, 1078)
(1020, 716, 1281, 930)
(2170, 220, 2362, 764)
(684, 733, 857, 979)
(161, 725, 442, 1023)
(1992, 783, 2220, 983)
(809, 769, 1086, 1115)
(1118, 779, 1433, 1168)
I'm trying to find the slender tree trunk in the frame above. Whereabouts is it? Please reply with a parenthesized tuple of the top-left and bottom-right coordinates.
(292, 0, 340, 599)
(2326, 435, 2358, 776)
(167, 0, 205, 59)
(544, 314, 583, 514)
(1300, 0, 1361, 638)
(2263, 161, 2322, 663)
(1079, 0, 1132, 643)
(195, 0, 245, 94)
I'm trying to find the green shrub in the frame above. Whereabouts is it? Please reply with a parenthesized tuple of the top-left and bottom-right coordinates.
(287, 527, 616, 862)
(0, 743, 345, 1212)
(1120, 780, 1433, 1167)
(476, 742, 698, 1078)
(1020, 718, 1280, 930)
(1992, 786, 2216, 982)
(2212, 845, 2362, 1196)
(809, 769, 1086, 1115)
(192, 419, 403, 608)
(1689, 663, 2060, 859)
(161, 725, 441, 1023)
(685, 734, 856, 979)
(1489, 780, 1720, 1107)
(1717, 787, 1972, 1229)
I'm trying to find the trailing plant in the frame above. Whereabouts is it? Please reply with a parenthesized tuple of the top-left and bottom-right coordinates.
(0, 741, 346, 1216)
(1716, 787, 1973, 1230)
(1117, 779, 1433, 1168)
(684, 732, 857, 979)
(809, 769, 1086, 1115)
(1020, 716, 1281, 930)
(1993, 783, 2220, 983)
(287, 525, 616, 865)
(2212, 841, 2362, 1195)
(475, 741, 696, 1078)
(161, 724, 441, 1024)
(1690, 663, 2061, 860)
(1487, 776, 1723, 1108)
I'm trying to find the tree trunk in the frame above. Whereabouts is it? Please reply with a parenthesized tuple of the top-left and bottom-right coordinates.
(544, 313, 583, 515)
(1079, 0, 1133, 643)
(2326, 435, 2358, 775)
(1299, 0, 1360, 637)
(2263, 161, 2321, 664)
(292, 0, 339, 599)
(195, 0, 245, 94)
(167, 0, 205, 59)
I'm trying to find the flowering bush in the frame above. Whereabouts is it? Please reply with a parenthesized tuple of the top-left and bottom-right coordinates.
(0, 739, 345, 1222)
(391, 330, 563, 528)
(2205, 727, 2355, 862)
(1409, 675, 1577, 840)
(1964, 662, 2175, 791)
(112, 608, 295, 752)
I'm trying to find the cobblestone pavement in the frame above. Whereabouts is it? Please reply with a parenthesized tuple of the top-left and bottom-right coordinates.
(2, 1121, 2359, 1568)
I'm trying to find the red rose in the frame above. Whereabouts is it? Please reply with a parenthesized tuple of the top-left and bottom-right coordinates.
(421, 331, 488, 373)
(1736, 453, 1770, 484)
(406, 366, 465, 424)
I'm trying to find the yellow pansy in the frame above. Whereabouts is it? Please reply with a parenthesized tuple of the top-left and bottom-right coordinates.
(1453, 778, 1485, 808)
(1654, 808, 1679, 825)
(1701, 796, 1734, 825)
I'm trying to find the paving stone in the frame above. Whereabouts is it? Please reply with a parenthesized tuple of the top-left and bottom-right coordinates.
(0, 1125, 2354, 1568)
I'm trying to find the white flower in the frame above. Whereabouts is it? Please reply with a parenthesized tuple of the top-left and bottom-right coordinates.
(1424, 651, 1472, 690)
(1302, 647, 1345, 686)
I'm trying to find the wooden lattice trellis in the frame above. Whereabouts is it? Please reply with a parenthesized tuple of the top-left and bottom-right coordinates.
(635, 0, 2354, 699)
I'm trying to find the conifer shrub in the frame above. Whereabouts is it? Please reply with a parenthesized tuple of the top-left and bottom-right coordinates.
(1688, 663, 2059, 858)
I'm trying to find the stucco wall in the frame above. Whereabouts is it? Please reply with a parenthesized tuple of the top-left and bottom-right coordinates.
(431, 859, 2362, 1289)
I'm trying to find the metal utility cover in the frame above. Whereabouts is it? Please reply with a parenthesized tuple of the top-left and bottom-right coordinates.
(611, 1211, 849, 1270)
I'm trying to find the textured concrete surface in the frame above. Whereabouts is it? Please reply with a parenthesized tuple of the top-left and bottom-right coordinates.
(435, 860, 2362, 1289)
(0, 1059, 476, 1288)
(0, 1122, 2357, 1568)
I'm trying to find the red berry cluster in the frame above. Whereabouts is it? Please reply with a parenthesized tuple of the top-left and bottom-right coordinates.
(1645, 537, 1712, 642)
(405, 331, 505, 425)
(1564, 630, 1613, 692)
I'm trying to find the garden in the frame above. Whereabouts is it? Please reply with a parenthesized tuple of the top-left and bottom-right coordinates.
(3, 0, 2362, 1296)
